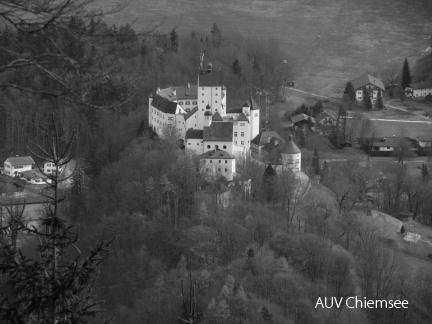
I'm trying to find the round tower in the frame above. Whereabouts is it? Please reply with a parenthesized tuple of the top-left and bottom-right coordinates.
(281, 136, 301, 172)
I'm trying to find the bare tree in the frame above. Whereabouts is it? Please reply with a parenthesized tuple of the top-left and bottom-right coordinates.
(382, 64, 400, 87)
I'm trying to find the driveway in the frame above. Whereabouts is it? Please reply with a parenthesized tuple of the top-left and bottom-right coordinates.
(386, 99, 431, 121)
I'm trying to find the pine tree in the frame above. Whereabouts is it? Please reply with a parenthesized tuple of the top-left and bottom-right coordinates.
(422, 163, 429, 180)
(0, 119, 112, 323)
(191, 30, 196, 39)
(170, 28, 179, 53)
(261, 306, 273, 324)
(343, 81, 356, 102)
(312, 146, 320, 175)
(363, 87, 372, 110)
(401, 57, 412, 88)
(232, 58, 241, 76)
(312, 101, 323, 117)
(210, 22, 222, 48)
(376, 89, 384, 109)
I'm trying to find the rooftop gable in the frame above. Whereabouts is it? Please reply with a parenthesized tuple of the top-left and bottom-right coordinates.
(236, 113, 249, 122)
(291, 113, 315, 124)
(212, 112, 224, 121)
(185, 107, 198, 120)
(251, 131, 285, 146)
(280, 137, 301, 154)
(351, 73, 385, 91)
(409, 81, 432, 90)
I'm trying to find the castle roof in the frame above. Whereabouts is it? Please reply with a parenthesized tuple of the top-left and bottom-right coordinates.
(198, 71, 223, 87)
(151, 94, 179, 114)
(280, 137, 301, 154)
(242, 96, 261, 110)
(185, 107, 198, 120)
(236, 113, 249, 122)
(203, 122, 233, 142)
(315, 111, 336, 123)
(6, 156, 35, 166)
(172, 84, 198, 99)
(351, 73, 385, 91)
(186, 129, 204, 140)
(199, 149, 234, 159)
(212, 112, 223, 121)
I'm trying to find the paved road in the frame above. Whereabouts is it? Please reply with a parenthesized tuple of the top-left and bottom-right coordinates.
(386, 99, 431, 121)
(284, 87, 338, 99)
(345, 116, 432, 123)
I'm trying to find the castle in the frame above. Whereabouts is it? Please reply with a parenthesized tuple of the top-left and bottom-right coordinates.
(148, 54, 301, 181)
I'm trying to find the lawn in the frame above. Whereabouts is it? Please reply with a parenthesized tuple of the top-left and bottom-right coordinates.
(97, 0, 432, 95)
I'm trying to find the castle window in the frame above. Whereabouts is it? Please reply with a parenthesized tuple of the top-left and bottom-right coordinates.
(186, 101, 190, 105)
(240, 123, 245, 126)
(179, 101, 183, 105)
(218, 168, 221, 172)
(207, 145, 211, 148)
(193, 101, 197, 104)
(254, 113, 258, 117)
(219, 160, 221, 163)
(234, 132, 237, 137)
(225, 160, 227, 164)
(241, 141, 244, 145)
(202, 87, 204, 90)
(225, 168, 228, 172)
(215, 88, 218, 90)
(210, 160, 213, 163)
(223, 145, 226, 149)
(241, 132, 244, 137)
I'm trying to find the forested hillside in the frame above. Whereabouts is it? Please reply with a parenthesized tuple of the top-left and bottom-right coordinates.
(101, 0, 432, 94)
(0, 1, 431, 324)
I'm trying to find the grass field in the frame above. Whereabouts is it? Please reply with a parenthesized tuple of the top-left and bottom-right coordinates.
(99, 0, 432, 95)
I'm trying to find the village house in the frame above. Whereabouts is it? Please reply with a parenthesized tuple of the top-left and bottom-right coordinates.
(43, 161, 63, 175)
(371, 136, 416, 155)
(315, 111, 337, 126)
(251, 131, 285, 157)
(19, 170, 49, 184)
(405, 81, 432, 98)
(291, 113, 315, 129)
(416, 136, 432, 148)
(4, 156, 35, 177)
(351, 73, 385, 103)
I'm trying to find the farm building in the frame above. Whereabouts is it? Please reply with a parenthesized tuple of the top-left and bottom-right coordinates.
(350, 73, 385, 103)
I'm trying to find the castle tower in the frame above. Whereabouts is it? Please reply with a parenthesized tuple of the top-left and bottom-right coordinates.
(280, 136, 301, 172)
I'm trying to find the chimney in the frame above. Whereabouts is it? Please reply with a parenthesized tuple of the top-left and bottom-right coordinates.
(207, 63, 213, 73)
(187, 83, 190, 88)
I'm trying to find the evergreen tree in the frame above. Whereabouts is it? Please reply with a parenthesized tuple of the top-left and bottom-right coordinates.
(252, 55, 260, 72)
(263, 165, 277, 202)
(401, 57, 412, 88)
(362, 87, 372, 110)
(376, 89, 384, 109)
(0, 122, 112, 323)
(191, 30, 196, 39)
(422, 163, 429, 180)
(312, 146, 320, 175)
(312, 101, 323, 117)
(261, 306, 273, 324)
(170, 28, 179, 53)
(210, 22, 222, 48)
(343, 81, 356, 102)
(232, 58, 241, 76)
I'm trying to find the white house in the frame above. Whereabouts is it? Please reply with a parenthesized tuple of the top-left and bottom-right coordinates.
(203, 122, 234, 154)
(43, 161, 63, 175)
(416, 136, 432, 148)
(185, 129, 204, 154)
(19, 170, 49, 184)
(199, 149, 236, 181)
(405, 81, 432, 98)
(371, 137, 415, 152)
(315, 112, 337, 126)
(351, 73, 385, 103)
(4, 156, 35, 177)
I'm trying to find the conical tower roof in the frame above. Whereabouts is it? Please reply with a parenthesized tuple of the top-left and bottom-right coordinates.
(281, 136, 300, 154)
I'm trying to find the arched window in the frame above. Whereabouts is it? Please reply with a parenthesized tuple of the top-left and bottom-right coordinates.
(179, 101, 184, 105)
(207, 145, 211, 148)
(186, 101, 190, 105)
